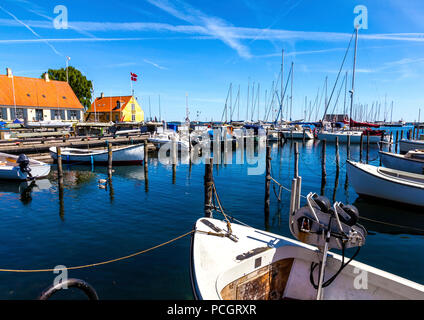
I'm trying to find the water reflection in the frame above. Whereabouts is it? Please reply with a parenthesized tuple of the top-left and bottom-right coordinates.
(353, 197, 424, 236)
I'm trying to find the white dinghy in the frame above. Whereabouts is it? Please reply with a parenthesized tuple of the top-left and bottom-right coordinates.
(380, 150, 424, 174)
(0, 153, 50, 180)
(191, 194, 424, 300)
(346, 160, 424, 207)
(49, 144, 144, 165)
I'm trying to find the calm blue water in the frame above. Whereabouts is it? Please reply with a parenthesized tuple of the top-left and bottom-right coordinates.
(0, 126, 423, 300)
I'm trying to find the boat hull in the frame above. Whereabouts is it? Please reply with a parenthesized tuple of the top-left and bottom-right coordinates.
(282, 130, 314, 140)
(49, 144, 144, 165)
(346, 160, 424, 207)
(380, 151, 424, 174)
(317, 132, 383, 143)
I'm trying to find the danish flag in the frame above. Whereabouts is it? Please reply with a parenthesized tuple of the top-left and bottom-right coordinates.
(130, 72, 138, 81)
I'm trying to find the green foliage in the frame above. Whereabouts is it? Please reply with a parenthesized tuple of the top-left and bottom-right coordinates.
(42, 67, 93, 109)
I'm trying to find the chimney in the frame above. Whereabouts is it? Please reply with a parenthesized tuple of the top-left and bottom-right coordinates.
(44, 72, 50, 82)
(6, 68, 12, 78)
(100, 92, 104, 99)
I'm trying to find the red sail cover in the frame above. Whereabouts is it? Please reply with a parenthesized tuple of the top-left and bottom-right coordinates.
(343, 119, 380, 128)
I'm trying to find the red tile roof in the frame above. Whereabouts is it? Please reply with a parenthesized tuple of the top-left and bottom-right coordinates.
(0, 74, 84, 109)
(89, 96, 132, 113)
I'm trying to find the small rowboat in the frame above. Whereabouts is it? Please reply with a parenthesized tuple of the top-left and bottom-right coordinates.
(399, 139, 424, 154)
(0, 152, 50, 180)
(191, 217, 424, 300)
(49, 144, 144, 165)
(346, 160, 424, 207)
(380, 150, 424, 174)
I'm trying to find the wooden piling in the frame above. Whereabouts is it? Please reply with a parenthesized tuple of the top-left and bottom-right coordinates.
(335, 137, 340, 171)
(379, 134, 384, 166)
(321, 140, 326, 188)
(57, 146, 63, 182)
(347, 135, 351, 160)
(359, 134, 363, 162)
(107, 142, 113, 178)
(289, 178, 298, 215)
(294, 142, 299, 178)
(395, 131, 399, 153)
(389, 132, 393, 153)
(265, 145, 271, 216)
(144, 140, 149, 192)
(401, 130, 404, 141)
(366, 131, 370, 164)
(204, 158, 214, 218)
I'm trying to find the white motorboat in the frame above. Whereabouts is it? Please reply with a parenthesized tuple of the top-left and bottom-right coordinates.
(281, 127, 314, 140)
(346, 160, 424, 207)
(191, 216, 424, 300)
(380, 150, 424, 174)
(49, 144, 144, 165)
(0, 153, 50, 180)
(317, 131, 384, 143)
(399, 139, 424, 154)
(148, 132, 190, 150)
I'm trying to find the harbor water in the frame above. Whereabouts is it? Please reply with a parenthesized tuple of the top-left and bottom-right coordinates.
(0, 127, 423, 299)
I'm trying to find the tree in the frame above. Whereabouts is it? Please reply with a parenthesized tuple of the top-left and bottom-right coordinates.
(41, 66, 93, 109)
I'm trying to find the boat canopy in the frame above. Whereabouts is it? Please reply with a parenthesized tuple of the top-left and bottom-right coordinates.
(344, 119, 380, 128)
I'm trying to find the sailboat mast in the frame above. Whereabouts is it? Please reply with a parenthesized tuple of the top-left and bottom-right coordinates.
(280, 49, 284, 124)
(290, 62, 294, 121)
(349, 27, 359, 129)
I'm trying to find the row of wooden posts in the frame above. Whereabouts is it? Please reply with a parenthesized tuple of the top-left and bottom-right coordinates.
(202, 130, 406, 218)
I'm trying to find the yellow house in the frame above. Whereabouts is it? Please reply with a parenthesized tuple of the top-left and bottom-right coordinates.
(85, 93, 144, 122)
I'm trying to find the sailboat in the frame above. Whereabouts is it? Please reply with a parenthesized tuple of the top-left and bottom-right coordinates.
(317, 28, 386, 144)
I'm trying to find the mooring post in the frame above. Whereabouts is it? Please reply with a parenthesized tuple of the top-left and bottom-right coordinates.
(395, 131, 399, 153)
(143, 140, 148, 171)
(379, 134, 384, 166)
(321, 140, 327, 186)
(302, 129, 306, 144)
(347, 135, 351, 160)
(265, 145, 271, 216)
(366, 131, 370, 164)
(289, 178, 297, 216)
(204, 158, 214, 218)
(359, 134, 363, 162)
(401, 130, 404, 141)
(57, 146, 64, 184)
(389, 132, 393, 153)
(295, 176, 302, 211)
(294, 142, 299, 178)
(335, 137, 340, 171)
(108, 142, 113, 178)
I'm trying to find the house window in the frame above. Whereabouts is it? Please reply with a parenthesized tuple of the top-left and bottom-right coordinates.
(16, 108, 25, 119)
(53, 110, 61, 120)
(132, 114, 136, 121)
(132, 103, 135, 111)
(70, 110, 78, 120)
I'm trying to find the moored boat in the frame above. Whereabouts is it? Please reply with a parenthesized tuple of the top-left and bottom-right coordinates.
(380, 150, 424, 174)
(346, 160, 424, 207)
(317, 130, 384, 143)
(0, 153, 50, 180)
(399, 139, 424, 154)
(191, 216, 424, 300)
(49, 144, 144, 165)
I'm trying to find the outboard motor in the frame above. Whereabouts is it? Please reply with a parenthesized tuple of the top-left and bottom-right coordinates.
(289, 193, 367, 250)
(17, 154, 33, 179)
(289, 192, 367, 299)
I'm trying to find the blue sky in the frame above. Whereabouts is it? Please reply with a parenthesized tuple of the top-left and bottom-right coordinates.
(0, 0, 424, 122)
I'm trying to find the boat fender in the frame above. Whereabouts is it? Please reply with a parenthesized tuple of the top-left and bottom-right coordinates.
(17, 154, 33, 179)
(337, 204, 359, 226)
(312, 194, 331, 213)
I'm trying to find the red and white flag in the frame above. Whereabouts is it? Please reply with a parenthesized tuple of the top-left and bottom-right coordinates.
(130, 72, 138, 81)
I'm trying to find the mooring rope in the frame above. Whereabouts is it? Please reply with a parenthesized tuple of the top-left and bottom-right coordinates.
(0, 230, 195, 273)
